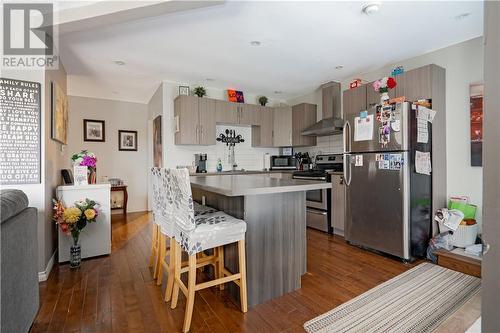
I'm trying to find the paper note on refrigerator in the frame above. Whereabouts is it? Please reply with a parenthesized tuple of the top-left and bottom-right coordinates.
(354, 114, 374, 141)
(417, 106, 437, 123)
(415, 151, 432, 175)
(417, 118, 428, 143)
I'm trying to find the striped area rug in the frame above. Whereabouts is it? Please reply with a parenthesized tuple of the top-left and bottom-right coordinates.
(304, 263, 481, 333)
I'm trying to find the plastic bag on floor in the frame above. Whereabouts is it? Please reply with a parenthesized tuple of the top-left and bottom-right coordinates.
(427, 231, 454, 263)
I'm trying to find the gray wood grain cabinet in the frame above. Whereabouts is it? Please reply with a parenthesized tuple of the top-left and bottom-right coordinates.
(251, 106, 274, 147)
(215, 100, 239, 124)
(343, 85, 367, 117)
(174, 95, 216, 145)
(292, 103, 317, 147)
(215, 100, 260, 126)
(240, 104, 260, 125)
(273, 106, 293, 147)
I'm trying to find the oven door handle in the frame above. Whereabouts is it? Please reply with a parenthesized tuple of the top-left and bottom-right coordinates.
(306, 208, 328, 216)
(293, 176, 327, 181)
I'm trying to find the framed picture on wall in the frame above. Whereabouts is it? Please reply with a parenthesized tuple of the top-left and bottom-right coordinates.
(83, 119, 105, 142)
(470, 83, 484, 166)
(118, 130, 138, 151)
(179, 86, 190, 96)
(51, 81, 68, 144)
(153, 116, 162, 167)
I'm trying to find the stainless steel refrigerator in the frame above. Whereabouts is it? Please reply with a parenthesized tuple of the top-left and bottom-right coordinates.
(343, 102, 432, 261)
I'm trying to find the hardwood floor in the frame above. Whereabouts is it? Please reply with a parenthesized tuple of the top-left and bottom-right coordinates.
(31, 211, 416, 333)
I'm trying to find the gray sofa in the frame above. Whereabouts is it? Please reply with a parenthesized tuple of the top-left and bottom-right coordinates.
(0, 189, 39, 333)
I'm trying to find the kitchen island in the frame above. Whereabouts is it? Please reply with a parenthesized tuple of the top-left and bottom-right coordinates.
(190, 174, 331, 307)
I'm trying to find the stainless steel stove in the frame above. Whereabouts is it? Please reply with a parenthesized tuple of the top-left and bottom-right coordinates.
(292, 154, 343, 233)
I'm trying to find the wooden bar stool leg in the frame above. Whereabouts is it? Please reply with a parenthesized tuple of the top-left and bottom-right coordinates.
(213, 247, 220, 281)
(153, 232, 162, 280)
(164, 237, 176, 302)
(156, 234, 166, 285)
(149, 224, 158, 268)
(170, 242, 182, 309)
(238, 240, 248, 313)
(183, 254, 197, 333)
(219, 246, 225, 291)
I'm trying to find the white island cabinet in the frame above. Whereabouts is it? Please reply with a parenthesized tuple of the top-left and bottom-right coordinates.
(57, 183, 111, 263)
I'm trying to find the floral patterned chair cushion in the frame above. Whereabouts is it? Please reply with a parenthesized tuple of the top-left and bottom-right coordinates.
(170, 168, 246, 255)
(151, 167, 220, 238)
(193, 202, 218, 216)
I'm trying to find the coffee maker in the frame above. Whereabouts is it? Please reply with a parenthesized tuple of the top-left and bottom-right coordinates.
(194, 154, 207, 173)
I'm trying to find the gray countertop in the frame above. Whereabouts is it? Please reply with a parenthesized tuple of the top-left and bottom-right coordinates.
(190, 174, 331, 196)
(193, 170, 295, 176)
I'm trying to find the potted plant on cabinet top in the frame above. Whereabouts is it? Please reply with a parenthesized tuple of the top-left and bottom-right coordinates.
(258, 96, 268, 106)
(193, 86, 206, 98)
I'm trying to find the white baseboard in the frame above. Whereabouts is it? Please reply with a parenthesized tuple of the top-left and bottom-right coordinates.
(38, 251, 56, 282)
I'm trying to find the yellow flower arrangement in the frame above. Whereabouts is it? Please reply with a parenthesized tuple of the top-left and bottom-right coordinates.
(63, 207, 81, 224)
(84, 208, 96, 220)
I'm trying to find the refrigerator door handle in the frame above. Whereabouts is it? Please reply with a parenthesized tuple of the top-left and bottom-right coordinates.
(347, 156, 352, 186)
(343, 120, 352, 153)
(343, 154, 352, 186)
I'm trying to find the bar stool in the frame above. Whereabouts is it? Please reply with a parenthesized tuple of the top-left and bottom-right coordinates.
(169, 168, 248, 333)
(150, 167, 176, 299)
(150, 168, 221, 302)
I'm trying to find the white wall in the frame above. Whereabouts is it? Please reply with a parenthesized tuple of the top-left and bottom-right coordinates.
(288, 37, 484, 224)
(65, 96, 149, 212)
(156, 81, 280, 172)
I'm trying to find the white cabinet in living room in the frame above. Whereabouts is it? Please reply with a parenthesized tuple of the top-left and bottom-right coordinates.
(57, 184, 111, 262)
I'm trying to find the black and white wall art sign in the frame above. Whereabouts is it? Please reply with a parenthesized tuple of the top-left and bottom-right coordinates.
(0, 78, 41, 185)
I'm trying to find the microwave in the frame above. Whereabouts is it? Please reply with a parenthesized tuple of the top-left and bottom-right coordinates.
(270, 155, 297, 170)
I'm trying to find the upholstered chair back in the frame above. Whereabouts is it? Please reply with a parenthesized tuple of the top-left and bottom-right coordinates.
(150, 167, 175, 237)
(170, 168, 196, 235)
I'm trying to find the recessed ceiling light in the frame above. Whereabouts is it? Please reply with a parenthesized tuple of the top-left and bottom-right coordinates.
(335, 65, 344, 70)
(362, 2, 381, 15)
(250, 40, 262, 47)
(206, 78, 214, 82)
(114, 60, 125, 66)
(454, 12, 471, 20)
(274, 90, 283, 94)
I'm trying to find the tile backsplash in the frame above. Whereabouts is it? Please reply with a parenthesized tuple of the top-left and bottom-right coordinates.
(171, 125, 278, 172)
(169, 126, 343, 171)
(296, 134, 344, 159)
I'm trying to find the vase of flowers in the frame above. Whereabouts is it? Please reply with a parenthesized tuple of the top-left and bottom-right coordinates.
(53, 198, 100, 268)
(71, 150, 97, 184)
(372, 77, 397, 105)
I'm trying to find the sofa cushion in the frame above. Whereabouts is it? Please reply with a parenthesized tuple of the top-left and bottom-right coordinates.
(0, 189, 29, 223)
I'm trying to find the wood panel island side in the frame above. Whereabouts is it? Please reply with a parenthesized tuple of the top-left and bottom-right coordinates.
(190, 174, 331, 307)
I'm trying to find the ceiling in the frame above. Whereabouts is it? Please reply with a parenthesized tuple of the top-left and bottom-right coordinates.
(59, 1, 484, 103)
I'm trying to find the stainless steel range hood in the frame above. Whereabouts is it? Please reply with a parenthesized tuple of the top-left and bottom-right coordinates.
(301, 81, 343, 136)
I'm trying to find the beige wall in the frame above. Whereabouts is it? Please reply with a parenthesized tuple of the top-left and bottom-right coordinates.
(288, 37, 484, 225)
(65, 96, 149, 212)
(44, 63, 68, 272)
